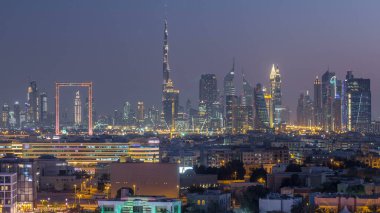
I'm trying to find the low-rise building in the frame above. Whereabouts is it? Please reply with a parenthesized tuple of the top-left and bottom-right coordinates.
(186, 190, 231, 213)
(259, 193, 302, 213)
(98, 196, 181, 213)
(110, 162, 179, 199)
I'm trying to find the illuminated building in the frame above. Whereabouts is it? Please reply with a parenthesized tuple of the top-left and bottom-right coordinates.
(39, 92, 48, 126)
(98, 196, 181, 213)
(13, 102, 20, 129)
(110, 162, 179, 199)
(26, 81, 39, 125)
(199, 74, 218, 131)
(344, 71, 371, 132)
(254, 83, 269, 130)
(123, 101, 131, 124)
(314, 76, 322, 127)
(162, 80, 179, 131)
(2, 103, 10, 129)
(74, 90, 82, 126)
(269, 64, 282, 127)
(162, 20, 180, 131)
(321, 70, 336, 132)
(224, 61, 237, 134)
(0, 138, 159, 170)
(137, 101, 144, 125)
(242, 75, 254, 130)
(0, 154, 37, 211)
(297, 91, 313, 127)
(264, 87, 273, 128)
(0, 173, 17, 213)
(187, 190, 231, 213)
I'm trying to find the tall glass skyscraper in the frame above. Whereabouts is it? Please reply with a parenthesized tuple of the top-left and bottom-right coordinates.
(344, 71, 371, 132)
(269, 64, 282, 127)
(254, 83, 269, 130)
(224, 61, 237, 133)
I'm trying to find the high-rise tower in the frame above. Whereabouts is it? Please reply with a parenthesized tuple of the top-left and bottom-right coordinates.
(344, 71, 371, 132)
(74, 91, 82, 126)
(27, 81, 39, 125)
(224, 60, 238, 134)
(313, 76, 322, 127)
(163, 20, 170, 85)
(161, 20, 179, 131)
(269, 64, 282, 127)
(39, 92, 48, 126)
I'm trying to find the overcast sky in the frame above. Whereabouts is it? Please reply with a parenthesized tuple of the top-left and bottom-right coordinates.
(0, 1, 379, 120)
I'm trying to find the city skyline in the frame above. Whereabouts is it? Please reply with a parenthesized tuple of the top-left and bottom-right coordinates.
(0, 1, 380, 121)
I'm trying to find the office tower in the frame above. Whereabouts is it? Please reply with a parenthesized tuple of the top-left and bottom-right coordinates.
(113, 109, 122, 126)
(314, 76, 322, 127)
(263, 87, 273, 128)
(161, 20, 180, 131)
(39, 92, 48, 126)
(137, 101, 145, 125)
(210, 101, 223, 131)
(254, 83, 269, 130)
(199, 74, 218, 112)
(333, 79, 342, 131)
(242, 75, 254, 130)
(148, 106, 160, 128)
(74, 91, 82, 126)
(344, 71, 371, 132)
(224, 61, 238, 134)
(2, 104, 10, 128)
(26, 81, 39, 124)
(321, 70, 336, 132)
(269, 64, 282, 127)
(13, 102, 20, 129)
(123, 101, 131, 125)
(297, 91, 314, 127)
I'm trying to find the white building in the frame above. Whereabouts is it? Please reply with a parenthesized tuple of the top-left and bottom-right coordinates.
(0, 173, 17, 213)
(259, 193, 302, 213)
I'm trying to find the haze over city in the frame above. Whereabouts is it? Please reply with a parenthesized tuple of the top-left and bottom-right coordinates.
(0, 0, 380, 120)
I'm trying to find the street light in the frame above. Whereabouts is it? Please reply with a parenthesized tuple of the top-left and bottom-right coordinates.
(74, 184, 77, 205)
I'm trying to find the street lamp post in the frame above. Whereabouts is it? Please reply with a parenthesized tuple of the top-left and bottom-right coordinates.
(74, 184, 77, 206)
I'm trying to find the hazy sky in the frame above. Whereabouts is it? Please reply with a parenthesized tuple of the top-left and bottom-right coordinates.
(0, 1, 380, 120)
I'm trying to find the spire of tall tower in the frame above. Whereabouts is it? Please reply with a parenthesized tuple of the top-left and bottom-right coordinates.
(163, 19, 170, 84)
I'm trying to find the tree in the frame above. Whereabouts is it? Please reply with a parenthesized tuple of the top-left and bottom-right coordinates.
(250, 168, 267, 183)
(285, 164, 302, 172)
(239, 185, 269, 213)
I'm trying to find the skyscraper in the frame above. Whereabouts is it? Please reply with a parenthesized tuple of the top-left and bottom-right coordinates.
(13, 101, 20, 129)
(137, 101, 145, 125)
(344, 71, 371, 132)
(39, 92, 48, 126)
(27, 81, 39, 125)
(242, 75, 254, 130)
(199, 74, 218, 110)
(123, 101, 131, 125)
(74, 91, 82, 126)
(321, 70, 336, 132)
(161, 20, 180, 131)
(224, 61, 237, 134)
(254, 83, 269, 130)
(269, 64, 282, 127)
(297, 91, 314, 127)
(313, 76, 322, 127)
(1, 104, 10, 128)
